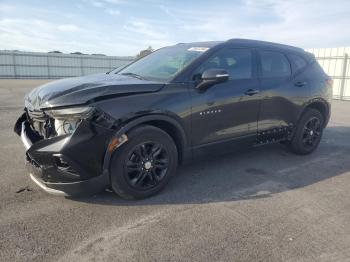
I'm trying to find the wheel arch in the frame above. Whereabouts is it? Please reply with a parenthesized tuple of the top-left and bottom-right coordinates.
(102, 114, 190, 177)
(301, 98, 330, 127)
(139, 119, 186, 163)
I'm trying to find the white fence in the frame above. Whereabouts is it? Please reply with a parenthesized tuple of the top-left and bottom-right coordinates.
(306, 47, 350, 100)
(0, 51, 134, 79)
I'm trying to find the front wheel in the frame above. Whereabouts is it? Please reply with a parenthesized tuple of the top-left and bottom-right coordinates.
(288, 108, 324, 155)
(109, 125, 178, 199)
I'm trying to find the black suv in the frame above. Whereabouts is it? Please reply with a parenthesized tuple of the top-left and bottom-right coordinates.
(14, 39, 332, 199)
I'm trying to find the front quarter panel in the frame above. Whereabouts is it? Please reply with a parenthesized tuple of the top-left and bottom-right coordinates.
(92, 83, 192, 140)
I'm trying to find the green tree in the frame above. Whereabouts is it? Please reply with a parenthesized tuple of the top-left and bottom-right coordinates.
(136, 46, 154, 59)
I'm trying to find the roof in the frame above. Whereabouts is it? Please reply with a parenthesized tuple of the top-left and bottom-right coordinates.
(175, 38, 305, 54)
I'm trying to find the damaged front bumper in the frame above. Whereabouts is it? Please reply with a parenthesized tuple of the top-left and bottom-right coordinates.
(14, 112, 114, 197)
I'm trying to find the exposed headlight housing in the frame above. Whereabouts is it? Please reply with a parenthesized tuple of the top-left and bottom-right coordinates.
(45, 106, 94, 120)
(45, 106, 94, 136)
(54, 119, 81, 135)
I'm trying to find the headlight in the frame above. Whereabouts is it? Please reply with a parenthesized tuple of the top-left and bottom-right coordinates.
(54, 119, 81, 135)
(45, 106, 94, 136)
(45, 106, 94, 120)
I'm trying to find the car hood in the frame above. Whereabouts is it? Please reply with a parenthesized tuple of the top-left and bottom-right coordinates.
(25, 73, 165, 109)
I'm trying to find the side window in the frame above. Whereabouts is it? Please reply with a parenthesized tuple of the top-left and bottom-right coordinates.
(260, 51, 291, 78)
(289, 53, 308, 72)
(195, 48, 252, 80)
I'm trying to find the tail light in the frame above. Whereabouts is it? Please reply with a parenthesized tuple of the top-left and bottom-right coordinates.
(326, 78, 333, 88)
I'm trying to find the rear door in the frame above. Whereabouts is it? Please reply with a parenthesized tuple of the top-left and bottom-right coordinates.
(257, 50, 297, 135)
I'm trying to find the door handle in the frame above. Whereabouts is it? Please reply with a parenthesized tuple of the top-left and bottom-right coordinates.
(294, 81, 307, 87)
(244, 89, 259, 96)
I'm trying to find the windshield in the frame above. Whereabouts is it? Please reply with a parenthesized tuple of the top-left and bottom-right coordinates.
(114, 45, 209, 81)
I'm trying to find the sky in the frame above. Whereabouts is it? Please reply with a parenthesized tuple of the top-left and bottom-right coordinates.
(0, 0, 350, 56)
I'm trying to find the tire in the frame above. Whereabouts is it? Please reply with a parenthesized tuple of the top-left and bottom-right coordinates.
(288, 108, 324, 155)
(109, 125, 178, 199)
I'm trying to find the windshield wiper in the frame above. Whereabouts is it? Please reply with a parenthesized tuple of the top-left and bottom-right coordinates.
(120, 72, 145, 80)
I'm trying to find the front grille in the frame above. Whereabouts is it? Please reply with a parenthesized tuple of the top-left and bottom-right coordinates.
(25, 108, 56, 138)
(27, 109, 46, 122)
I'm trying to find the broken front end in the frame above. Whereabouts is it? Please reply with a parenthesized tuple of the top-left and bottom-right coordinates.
(14, 106, 118, 196)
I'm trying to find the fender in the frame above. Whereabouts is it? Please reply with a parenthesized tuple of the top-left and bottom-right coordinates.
(102, 113, 190, 178)
(300, 97, 331, 126)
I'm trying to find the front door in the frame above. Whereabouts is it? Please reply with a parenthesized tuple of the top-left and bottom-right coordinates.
(190, 47, 261, 148)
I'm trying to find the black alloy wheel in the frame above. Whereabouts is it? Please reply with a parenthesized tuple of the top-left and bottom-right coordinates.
(110, 125, 178, 199)
(125, 142, 169, 190)
(289, 108, 324, 155)
(301, 117, 321, 148)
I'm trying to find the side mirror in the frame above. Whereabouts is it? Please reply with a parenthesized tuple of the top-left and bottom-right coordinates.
(196, 69, 229, 90)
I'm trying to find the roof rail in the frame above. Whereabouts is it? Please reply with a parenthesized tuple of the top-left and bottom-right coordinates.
(226, 38, 304, 52)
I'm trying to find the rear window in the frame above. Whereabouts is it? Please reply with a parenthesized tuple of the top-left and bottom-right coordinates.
(289, 53, 308, 71)
(260, 51, 291, 78)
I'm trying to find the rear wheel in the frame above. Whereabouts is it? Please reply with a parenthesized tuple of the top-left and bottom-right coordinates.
(110, 125, 178, 199)
(288, 108, 324, 155)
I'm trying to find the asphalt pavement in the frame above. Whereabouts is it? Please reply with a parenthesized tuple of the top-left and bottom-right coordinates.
(1, 79, 350, 262)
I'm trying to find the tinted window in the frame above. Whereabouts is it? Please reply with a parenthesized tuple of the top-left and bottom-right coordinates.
(195, 49, 252, 80)
(289, 53, 307, 71)
(115, 45, 208, 81)
(260, 51, 291, 78)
